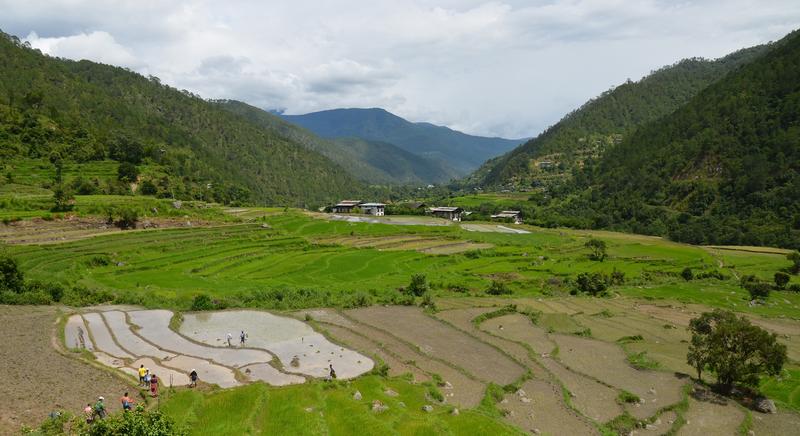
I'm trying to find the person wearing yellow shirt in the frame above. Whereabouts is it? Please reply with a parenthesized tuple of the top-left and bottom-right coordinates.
(138, 364, 148, 386)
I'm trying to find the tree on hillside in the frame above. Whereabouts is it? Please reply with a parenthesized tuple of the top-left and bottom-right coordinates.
(0, 255, 25, 293)
(789, 251, 800, 274)
(117, 161, 139, 183)
(406, 274, 428, 297)
(774, 272, 790, 289)
(687, 309, 786, 392)
(585, 239, 607, 261)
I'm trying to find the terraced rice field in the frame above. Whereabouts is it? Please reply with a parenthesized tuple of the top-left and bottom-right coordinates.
(64, 308, 370, 389)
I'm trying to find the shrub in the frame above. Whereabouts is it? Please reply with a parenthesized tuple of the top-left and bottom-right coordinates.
(0, 255, 25, 294)
(610, 269, 625, 285)
(788, 251, 800, 275)
(789, 284, 800, 293)
(140, 179, 158, 195)
(774, 272, 790, 289)
(486, 280, 512, 295)
(584, 239, 607, 261)
(574, 272, 609, 296)
(191, 294, 214, 311)
(617, 390, 640, 404)
(681, 267, 694, 281)
(406, 274, 429, 297)
(744, 280, 771, 300)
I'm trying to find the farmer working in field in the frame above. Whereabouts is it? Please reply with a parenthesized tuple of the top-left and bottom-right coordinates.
(120, 392, 134, 411)
(93, 396, 106, 419)
(240, 330, 247, 346)
(227, 332, 233, 347)
(190, 369, 198, 388)
(83, 403, 93, 423)
(329, 364, 337, 380)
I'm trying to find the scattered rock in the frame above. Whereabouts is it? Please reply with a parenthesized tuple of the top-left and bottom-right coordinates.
(422, 405, 433, 412)
(444, 381, 453, 389)
(384, 389, 399, 397)
(398, 402, 406, 408)
(747, 431, 755, 436)
(648, 387, 656, 395)
(372, 400, 388, 413)
(646, 424, 655, 430)
(451, 408, 459, 416)
(521, 397, 531, 404)
(304, 407, 313, 413)
(639, 398, 646, 404)
(501, 399, 509, 404)
(172, 200, 182, 209)
(755, 398, 777, 414)
(291, 356, 300, 367)
(516, 389, 527, 397)
(353, 391, 362, 401)
(532, 428, 541, 434)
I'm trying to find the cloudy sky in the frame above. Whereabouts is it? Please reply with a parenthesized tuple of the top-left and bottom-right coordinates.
(2, 1, 799, 138)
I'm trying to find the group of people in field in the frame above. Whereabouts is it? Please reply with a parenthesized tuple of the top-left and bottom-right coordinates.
(81, 392, 134, 423)
(227, 330, 248, 347)
(137, 364, 160, 397)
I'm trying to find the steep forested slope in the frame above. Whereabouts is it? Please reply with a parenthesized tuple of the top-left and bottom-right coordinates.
(587, 30, 800, 248)
(282, 108, 523, 175)
(0, 31, 360, 206)
(470, 44, 769, 188)
(218, 101, 456, 184)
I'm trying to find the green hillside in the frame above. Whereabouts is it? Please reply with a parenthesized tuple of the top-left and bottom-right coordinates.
(218, 100, 457, 184)
(0, 31, 361, 206)
(469, 44, 769, 188)
(585, 30, 800, 248)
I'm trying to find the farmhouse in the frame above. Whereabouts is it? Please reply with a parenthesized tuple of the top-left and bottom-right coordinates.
(429, 206, 465, 222)
(491, 210, 522, 224)
(332, 200, 362, 213)
(361, 203, 385, 216)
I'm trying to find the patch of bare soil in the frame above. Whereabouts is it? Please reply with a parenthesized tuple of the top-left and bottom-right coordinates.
(499, 379, 598, 435)
(338, 311, 486, 408)
(634, 304, 696, 328)
(347, 306, 525, 385)
(0, 216, 214, 245)
(481, 314, 555, 354)
(750, 410, 800, 436)
(553, 334, 687, 419)
(678, 387, 745, 436)
(0, 306, 132, 433)
(478, 313, 624, 423)
(540, 358, 624, 423)
(319, 322, 427, 381)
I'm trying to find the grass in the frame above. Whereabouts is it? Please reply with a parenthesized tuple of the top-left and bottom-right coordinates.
(160, 376, 523, 435)
(760, 367, 800, 411)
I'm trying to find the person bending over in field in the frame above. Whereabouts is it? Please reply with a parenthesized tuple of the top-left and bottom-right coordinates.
(93, 396, 106, 419)
(83, 403, 93, 424)
(189, 369, 198, 388)
(120, 392, 134, 411)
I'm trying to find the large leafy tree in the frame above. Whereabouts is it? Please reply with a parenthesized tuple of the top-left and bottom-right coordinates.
(688, 309, 787, 392)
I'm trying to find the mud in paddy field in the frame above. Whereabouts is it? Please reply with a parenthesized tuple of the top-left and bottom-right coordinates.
(0, 306, 131, 433)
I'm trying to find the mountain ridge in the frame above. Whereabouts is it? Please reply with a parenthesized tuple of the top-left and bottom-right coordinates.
(282, 108, 525, 175)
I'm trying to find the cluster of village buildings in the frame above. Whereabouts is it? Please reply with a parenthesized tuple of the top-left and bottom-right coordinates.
(329, 200, 522, 224)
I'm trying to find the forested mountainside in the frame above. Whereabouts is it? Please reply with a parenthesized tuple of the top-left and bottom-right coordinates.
(581, 29, 800, 248)
(282, 108, 523, 175)
(218, 101, 457, 184)
(468, 43, 770, 189)
(0, 31, 361, 206)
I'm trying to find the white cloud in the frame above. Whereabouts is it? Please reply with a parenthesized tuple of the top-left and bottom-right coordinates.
(2, 0, 800, 138)
(25, 30, 141, 68)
